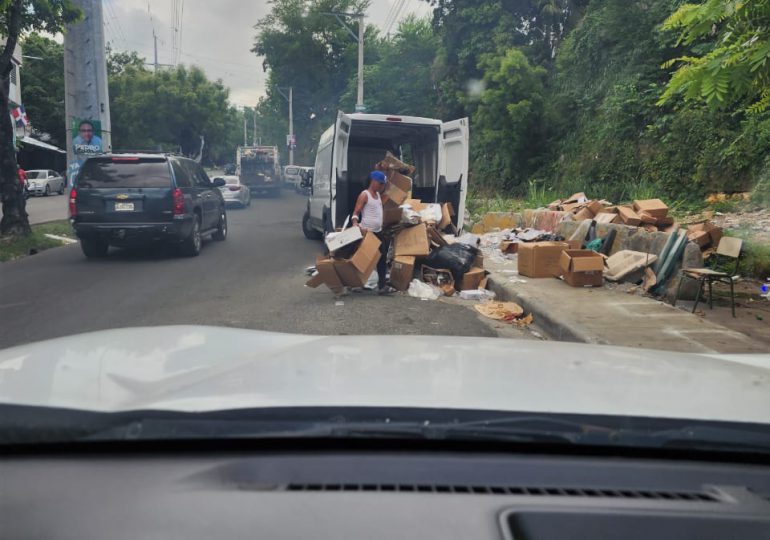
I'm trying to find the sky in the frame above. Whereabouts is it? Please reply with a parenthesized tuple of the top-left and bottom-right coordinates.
(102, 0, 433, 108)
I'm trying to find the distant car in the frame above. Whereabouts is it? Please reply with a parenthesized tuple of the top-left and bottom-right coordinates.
(25, 170, 65, 196)
(284, 165, 313, 193)
(223, 163, 237, 175)
(216, 175, 251, 207)
(71, 154, 228, 258)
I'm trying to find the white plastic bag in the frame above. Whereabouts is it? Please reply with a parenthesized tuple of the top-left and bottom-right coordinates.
(407, 279, 442, 300)
(459, 289, 496, 301)
(418, 204, 443, 223)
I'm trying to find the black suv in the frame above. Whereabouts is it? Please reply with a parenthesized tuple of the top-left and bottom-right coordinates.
(70, 154, 228, 258)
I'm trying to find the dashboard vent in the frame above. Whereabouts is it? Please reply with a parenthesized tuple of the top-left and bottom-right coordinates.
(286, 484, 719, 502)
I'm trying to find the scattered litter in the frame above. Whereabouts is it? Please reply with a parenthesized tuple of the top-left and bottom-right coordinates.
(459, 289, 496, 301)
(530, 330, 544, 340)
(502, 269, 519, 274)
(305, 266, 317, 276)
(44, 234, 78, 245)
(335, 301, 345, 307)
(474, 302, 525, 322)
(756, 314, 764, 321)
(508, 277, 528, 284)
(512, 313, 534, 327)
(407, 279, 442, 300)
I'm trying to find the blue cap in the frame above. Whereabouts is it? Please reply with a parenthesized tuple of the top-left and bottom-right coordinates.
(368, 170, 387, 184)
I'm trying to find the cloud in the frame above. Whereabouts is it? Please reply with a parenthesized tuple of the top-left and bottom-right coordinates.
(103, 0, 432, 108)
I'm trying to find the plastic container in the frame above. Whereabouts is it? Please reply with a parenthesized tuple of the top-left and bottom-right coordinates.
(459, 289, 496, 301)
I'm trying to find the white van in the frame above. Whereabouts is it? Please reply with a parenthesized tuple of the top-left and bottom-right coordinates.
(302, 112, 469, 239)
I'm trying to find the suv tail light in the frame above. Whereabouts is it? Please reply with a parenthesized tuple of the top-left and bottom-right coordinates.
(68, 188, 77, 217)
(228, 186, 241, 191)
(173, 188, 185, 215)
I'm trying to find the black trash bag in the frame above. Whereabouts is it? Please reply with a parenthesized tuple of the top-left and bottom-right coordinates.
(424, 243, 479, 283)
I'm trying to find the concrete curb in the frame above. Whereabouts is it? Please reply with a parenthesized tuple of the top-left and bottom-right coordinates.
(487, 274, 608, 345)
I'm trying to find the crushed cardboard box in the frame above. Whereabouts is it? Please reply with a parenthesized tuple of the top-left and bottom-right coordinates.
(306, 232, 381, 293)
(390, 256, 416, 291)
(394, 223, 430, 257)
(604, 250, 659, 282)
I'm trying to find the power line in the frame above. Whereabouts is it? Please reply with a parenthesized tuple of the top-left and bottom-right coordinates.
(385, 0, 409, 36)
(382, 0, 400, 32)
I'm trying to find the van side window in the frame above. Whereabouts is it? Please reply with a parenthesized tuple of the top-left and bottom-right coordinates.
(171, 160, 192, 187)
(314, 143, 332, 188)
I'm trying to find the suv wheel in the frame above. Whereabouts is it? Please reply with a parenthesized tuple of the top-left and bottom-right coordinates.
(302, 209, 322, 240)
(58, 183, 64, 195)
(212, 210, 227, 241)
(180, 215, 202, 256)
(44, 185, 50, 196)
(81, 238, 109, 258)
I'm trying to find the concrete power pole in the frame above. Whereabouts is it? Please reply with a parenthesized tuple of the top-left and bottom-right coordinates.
(153, 31, 159, 74)
(356, 13, 364, 112)
(252, 107, 257, 146)
(288, 86, 294, 166)
(243, 116, 247, 147)
(64, 0, 112, 182)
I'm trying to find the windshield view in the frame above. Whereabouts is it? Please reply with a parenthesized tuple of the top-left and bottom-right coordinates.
(1, 4, 770, 534)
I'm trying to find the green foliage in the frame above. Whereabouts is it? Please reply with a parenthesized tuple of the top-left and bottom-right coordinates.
(19, 33, 65, 145)
(109, 61, 242, 165)
(659, 0, 770, 113)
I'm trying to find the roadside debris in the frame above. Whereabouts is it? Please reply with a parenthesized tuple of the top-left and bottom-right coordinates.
(306, 151, 494, 301)
(474, 301, 532, 326)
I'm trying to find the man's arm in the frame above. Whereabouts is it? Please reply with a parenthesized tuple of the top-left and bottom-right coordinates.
(351, 191, 368, 226)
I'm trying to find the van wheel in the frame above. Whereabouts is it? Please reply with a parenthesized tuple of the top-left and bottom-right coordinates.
(180, 215, 202, 256)
(302, 210, 322, 240)
(81, 238, 109, 258)
(212, 210, 227, 241)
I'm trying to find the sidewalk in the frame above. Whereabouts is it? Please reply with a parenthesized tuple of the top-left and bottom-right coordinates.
(484, 256, 767, 354)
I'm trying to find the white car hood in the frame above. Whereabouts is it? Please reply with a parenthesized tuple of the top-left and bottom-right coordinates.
(1, 326, 769, 424)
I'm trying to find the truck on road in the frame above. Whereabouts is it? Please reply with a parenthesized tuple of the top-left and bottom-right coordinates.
(237, 146, 282, 197)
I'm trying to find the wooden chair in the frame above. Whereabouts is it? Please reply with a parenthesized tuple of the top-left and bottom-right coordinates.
(674, 237, 743, 317)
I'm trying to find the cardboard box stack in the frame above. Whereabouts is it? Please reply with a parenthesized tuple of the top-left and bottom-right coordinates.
(686, 220, 724, 251)
(307, 152, 486, 296)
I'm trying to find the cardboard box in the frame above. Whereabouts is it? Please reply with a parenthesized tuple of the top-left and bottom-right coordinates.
(325, 226, 363, 254)
(688, 229, 711, 247)
(561, 202, 581, 213)
(586, 200, 604, 215)
(385, 171, 412, 205)
(638, 211, 658, 225)
(405, 198, 427, 212)
(439, 203, 453, 230)
(559, 249, 604, 287)
(382, 202, 403, 227)
(565, 192, 588, 204)
(394, 223, 430, 256)
(500, 240, 519, 254)
(573, 206, 595, 221)
(633, 199, 668, 218)
(390, 256, 415, 291)
(594, 212, 616, 224)
(617, 206, 642, 226)
(306, 234, 381, 292)
(459, 267, 487, 291)
(377, 151, 416, 175)
(656, 215, 675, 227)
(518, 241, 570, 278)
(473, 253, 484, 268)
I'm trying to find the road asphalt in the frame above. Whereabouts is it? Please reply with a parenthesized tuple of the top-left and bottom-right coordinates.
(25, 191, 69, 225)
(0, 191, 534, 350)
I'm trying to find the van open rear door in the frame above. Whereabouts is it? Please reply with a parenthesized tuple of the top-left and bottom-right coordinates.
(330, 112, 351, 229)
(437, 118, 469, 230)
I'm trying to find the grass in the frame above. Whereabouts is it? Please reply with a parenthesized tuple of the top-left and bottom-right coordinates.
(0, 220, 74, 262)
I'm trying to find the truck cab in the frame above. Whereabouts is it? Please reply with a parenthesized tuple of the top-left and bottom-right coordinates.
(237, 146, 282, 197)
(302, 113, 469, 238)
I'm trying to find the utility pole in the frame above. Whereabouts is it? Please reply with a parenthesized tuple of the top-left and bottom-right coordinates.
(64, 0, 112, 183)
(356, 13, 364, 112)
(252, 107, 257, 146)
(153, 30, 159, 74)
(288, 86, 294, 165)
(277, 86, 294, 165)
(321, 11, 365, 112)
(243, 115, 247, 147)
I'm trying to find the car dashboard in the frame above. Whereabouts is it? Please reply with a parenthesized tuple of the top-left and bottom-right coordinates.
(3, 443, 770, 539)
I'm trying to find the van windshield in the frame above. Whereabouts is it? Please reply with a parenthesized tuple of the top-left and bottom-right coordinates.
(77, 158, 171, 189)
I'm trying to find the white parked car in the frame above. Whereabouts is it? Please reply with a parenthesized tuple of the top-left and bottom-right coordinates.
(26, 169, 65, 196)
(216, 175, 251, 207)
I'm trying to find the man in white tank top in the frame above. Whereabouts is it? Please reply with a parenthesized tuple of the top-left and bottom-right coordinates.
(351, 171, 395, 295)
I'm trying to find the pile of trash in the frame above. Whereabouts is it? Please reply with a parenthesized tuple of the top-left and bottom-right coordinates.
(306, 152, 492, 301)
(549, 193, 679, 234)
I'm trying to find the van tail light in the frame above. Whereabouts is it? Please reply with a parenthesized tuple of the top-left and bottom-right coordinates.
(68, 188, 77, 217)
(228, 186, 241, 191)
(173, 188, 185, 215)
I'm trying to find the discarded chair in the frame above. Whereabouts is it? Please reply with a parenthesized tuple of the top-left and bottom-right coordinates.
(674, 237, 743, 317)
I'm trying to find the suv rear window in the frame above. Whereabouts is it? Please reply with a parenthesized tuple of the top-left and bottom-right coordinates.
(77, 158, 172, 189)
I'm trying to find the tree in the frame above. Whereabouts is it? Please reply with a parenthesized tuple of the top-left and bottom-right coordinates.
(658, 0, 770, 114)
(108, 60, 242, 165)
(0, 0, 80, 237)
(20, 33, 65, 146)
(341, 16, 440, 117)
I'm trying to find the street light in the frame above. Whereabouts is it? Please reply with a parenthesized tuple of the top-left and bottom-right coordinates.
(321, 11, 365, 112)
(276, 86, 294, 165)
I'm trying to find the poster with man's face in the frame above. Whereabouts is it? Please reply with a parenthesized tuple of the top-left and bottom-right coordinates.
(72, 118, 103, 159)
